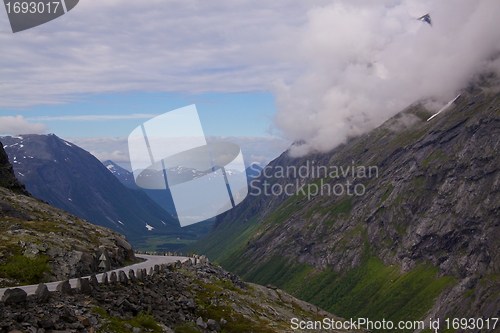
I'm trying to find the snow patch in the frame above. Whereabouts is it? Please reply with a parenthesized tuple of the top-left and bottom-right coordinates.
(427, 95, 461, 121)
(118, 220, 124, 225)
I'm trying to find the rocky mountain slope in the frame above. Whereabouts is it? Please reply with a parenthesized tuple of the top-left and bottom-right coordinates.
(0, 142, 135, 286)
(192, 77, 500, 331)
(0, 259, 364, 333)
(1, 134, 179, 238)
(103, 160, 263, 216)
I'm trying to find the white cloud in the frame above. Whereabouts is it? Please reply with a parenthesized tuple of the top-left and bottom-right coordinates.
(28, 114, 159, 121)
(66, 135, 290, 169)
(0, 115, 49, 135)
(3, 0, 499, 158)
(90, 150, 130, 163)
(0, 0, 328, 108)
(206, 136, 291, 167)
(274, 0, 500, 156)
(66, 137, 130, 163)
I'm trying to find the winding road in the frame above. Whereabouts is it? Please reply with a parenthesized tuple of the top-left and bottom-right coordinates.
(0, 254, 187, 298)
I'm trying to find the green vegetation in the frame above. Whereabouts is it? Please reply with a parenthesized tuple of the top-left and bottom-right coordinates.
(132, 235, 197, 253)
(188, 207, 261, 263)
(233, 256, 316, 294)
(303, 195, 354, 225)
(422, 150, 446, 167)
(412, 176, 425, 188)
(0, 253, 52, 285)
(323, 199, 353, 226)
(175, 322, 199, 333)
(225, 256, 455, 333)
(188, 278, 275, 333)
(264, 192, 306, 226)
(131, 220, 214, 252)
(92, 307, 161, 333)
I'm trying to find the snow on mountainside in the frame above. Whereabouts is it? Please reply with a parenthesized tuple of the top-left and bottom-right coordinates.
(1, 134, 179, 238)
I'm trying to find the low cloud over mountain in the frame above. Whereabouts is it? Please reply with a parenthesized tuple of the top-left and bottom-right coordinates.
(274, 0, 500, 156)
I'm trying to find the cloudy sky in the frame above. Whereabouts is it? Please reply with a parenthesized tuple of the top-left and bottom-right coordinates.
(1, 0, 499, 166)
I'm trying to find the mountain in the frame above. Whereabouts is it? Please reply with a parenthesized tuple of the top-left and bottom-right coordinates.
(102, 160, 177, 215)
(103, 159, 250, 221)
(0, 141, 135, 286)
(1, 134, 179, 238)
(1, 142, 362, 333)
(191, 76, 500, 329)
(246, 163, 263, 180)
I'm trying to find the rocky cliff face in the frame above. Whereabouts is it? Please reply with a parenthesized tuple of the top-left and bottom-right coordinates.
(193, 77, 500, 329)
(0, 143, 135, 286)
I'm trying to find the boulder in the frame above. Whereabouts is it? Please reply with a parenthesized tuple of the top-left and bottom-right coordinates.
(110, 271, 117, 284)
(136, 269, 144, 282)
(196, 317, 207, 329)
(77, 315, 91, 327)
(35, 283, 50, 303)
(207, 319, 221, 332)
(56, 280, 72, 295)
(118, 270, 128, 284)
(1, 288, 27, 305)
(128, 269, 136, 282)
(90, 274, 99, 288)
(101, 272, 108, 284)
(76, 278, 91, 294)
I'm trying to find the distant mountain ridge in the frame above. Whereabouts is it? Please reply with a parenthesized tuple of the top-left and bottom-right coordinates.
(1, 134, 179, 238)
(103, 159, 262, 216)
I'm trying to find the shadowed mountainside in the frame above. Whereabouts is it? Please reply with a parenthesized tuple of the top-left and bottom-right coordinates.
(1, 134, 179, 238)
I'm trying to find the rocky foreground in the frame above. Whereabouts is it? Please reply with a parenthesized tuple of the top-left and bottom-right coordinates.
(0, 186, 136, 286)
(0, 259, 363, 333)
